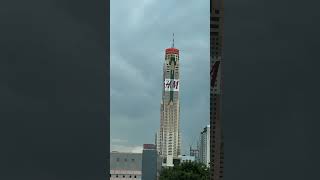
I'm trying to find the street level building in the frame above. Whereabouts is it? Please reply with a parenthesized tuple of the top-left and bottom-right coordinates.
(110, 152, 142, 180)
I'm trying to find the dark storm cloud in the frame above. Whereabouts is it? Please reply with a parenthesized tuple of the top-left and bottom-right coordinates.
(0, 0, 108, 179)
(111, 0, 210, 153)
(224, 0, 320, 179)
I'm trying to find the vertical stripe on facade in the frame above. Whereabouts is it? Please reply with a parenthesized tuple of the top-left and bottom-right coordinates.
(210, 0, 224, 179)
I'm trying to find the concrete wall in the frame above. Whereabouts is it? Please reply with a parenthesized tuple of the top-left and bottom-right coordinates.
(110, 152, 142, 180)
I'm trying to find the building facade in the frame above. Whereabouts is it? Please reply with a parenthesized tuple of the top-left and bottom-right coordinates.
(199, 125, 210, 167)
(189, 146, 200, 162)
(210, 0, 224, 179)
(178, 155, 195, 163)
(155, 130, 161, 154)
(110, 152, 142, 180)
(141, 144, 162, 180)
(157, 37, 181, 167)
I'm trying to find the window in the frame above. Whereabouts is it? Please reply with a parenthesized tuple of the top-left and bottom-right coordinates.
(124, 158, 127, 162)
(215, 10, 220, 14)
(116, 158, 120, 162)
(131, 159, 135, 162)
(211, 24, 219, 29)
(134, 175, 137, 178)
(211, 17, 220, 21)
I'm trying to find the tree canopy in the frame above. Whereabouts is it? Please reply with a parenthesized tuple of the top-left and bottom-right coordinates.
(160, 161, 209, 180)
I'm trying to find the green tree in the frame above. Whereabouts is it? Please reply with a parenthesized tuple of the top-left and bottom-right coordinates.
(160, 162, 209, 180)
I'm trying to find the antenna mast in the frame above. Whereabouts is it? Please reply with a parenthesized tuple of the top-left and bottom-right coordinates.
(172, 33, 175, 48)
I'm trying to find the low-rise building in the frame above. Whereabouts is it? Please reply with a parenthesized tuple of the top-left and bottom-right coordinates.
(178, 155, 195, 163)
(141, 144, 162, 180)
(190, 146, 200, 162)
(110, 152, 142, 180)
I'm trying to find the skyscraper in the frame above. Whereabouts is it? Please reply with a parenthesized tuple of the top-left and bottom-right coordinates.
(189, 146, 200, 162)
(199, 125, 210, 167)
(210, 0, 224, 179)
(157, 35, 181, 167)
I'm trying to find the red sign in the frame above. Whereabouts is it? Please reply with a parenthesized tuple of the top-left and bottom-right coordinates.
(143, 144, 156, 150)
(165, 48, 179, 55)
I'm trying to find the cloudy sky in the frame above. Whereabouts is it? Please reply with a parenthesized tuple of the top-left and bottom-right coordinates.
(110, 0, 210, 154)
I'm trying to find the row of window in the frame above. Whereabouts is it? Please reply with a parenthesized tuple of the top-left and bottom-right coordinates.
(211, 24, 219, 29)
(210, 7, 220, 15)
(115, 158, 135, 162)
(110, 174, 138, 178)
(165, 66, 179, 68)
(166, 55, 179, 59)
(210, 15, 222, 57)
(211, 16, 220, 22)
(212, 31, 219, 36)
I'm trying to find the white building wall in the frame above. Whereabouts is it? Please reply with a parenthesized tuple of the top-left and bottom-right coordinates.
(199, 125, 210, 167)
(178, 155, 195, 163)
(159, 48, 181, 167)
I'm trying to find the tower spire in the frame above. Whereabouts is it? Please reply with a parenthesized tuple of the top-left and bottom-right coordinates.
(172, 33, 174, 48)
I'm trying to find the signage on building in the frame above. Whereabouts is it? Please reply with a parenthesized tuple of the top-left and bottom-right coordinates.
(143, 144, 156, 150)
(164, 79, 179, 91)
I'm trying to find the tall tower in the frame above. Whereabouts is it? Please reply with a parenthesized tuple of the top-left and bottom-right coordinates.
(158, 34, 181, 167)
(199, 125, 210, 167)
(210, 0, 224, 179)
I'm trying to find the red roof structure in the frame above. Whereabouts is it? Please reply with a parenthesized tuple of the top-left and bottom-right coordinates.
(165, 48, 179, 55)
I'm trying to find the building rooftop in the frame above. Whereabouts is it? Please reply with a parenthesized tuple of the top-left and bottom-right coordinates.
(110, 152, 142, 171)
(165, 48, 179, 55)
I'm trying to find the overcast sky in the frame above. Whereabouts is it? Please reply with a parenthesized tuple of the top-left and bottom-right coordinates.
(110, 0, 210, 154)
